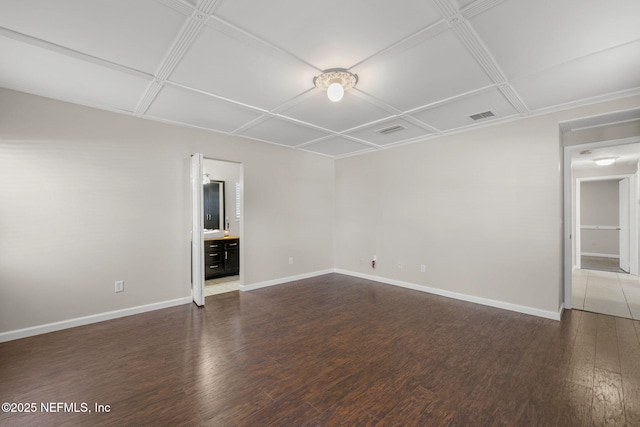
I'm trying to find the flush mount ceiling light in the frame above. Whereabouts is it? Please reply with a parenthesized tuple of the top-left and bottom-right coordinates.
(313, 69, 358, 102)
(593, 157, 617, 166)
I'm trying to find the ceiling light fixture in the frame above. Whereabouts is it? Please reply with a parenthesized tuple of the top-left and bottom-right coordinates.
(593, 157, 617, 166)
(313, 69, 358, 102)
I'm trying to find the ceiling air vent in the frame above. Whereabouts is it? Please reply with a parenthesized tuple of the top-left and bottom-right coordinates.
(469, 110, 495, 121)
(375, 124, 406, 135)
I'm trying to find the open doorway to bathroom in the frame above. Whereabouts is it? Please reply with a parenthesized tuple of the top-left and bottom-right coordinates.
(203, 158, 242, 297)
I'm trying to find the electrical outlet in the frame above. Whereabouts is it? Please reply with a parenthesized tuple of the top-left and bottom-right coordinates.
(397, 261, 403, 269)
(115, 280, 124, 293)
(289, 257, 294, 265)
(420, 264, 426, 273)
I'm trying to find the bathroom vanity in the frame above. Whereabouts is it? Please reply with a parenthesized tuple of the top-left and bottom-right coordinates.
(204, 236, 239, 279)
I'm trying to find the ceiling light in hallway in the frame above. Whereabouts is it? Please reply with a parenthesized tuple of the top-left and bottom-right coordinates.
(593, 157, 617, 166)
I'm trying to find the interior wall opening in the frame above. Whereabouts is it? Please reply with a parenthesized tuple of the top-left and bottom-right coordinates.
(202, 158, 242, 298)
(564, 137, 640, 320)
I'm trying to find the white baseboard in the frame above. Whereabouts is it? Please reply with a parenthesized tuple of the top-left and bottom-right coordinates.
(581, 252, 619, 259)
(0, 297, 192, 343)
(334, 269, 562, 321)
(1, 268, 563, 343)
(240, 269, 334, 292)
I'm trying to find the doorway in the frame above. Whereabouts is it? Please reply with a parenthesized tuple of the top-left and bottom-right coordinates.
(203, 158, 242, 297)
(577, 178, 629, 274)
(563, 138, 640, 320)
(191, 155, 243, 305)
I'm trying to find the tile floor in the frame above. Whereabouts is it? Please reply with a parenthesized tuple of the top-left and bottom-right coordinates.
(572, 268, 640, 319)
(205, 275, 240, 296)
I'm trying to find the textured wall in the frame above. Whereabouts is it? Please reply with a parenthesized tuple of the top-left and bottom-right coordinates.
(0, 88, 334, 333)
(335, 95, 640, 314)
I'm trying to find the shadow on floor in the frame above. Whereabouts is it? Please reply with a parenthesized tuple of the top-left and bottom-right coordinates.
(581, 255, 626, 273)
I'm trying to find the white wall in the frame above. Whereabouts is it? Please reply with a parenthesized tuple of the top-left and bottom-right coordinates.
(0, 88, 334, 334)
(2, 86, 640, 336)
(563, 120, 640, 147)
(335, 95, 640, 316)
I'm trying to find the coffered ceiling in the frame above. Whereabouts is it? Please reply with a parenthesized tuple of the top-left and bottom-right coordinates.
(1, 0, 639, 157)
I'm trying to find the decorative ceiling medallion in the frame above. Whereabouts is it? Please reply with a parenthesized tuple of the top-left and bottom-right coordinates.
(313, 69, 358, 102)
(313, 69, 358, 91)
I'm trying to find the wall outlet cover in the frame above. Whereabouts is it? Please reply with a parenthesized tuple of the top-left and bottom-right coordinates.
(115, 280, 124, 293)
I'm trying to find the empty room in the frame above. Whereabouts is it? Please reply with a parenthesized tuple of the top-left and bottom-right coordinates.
(1, 0, 640, 425)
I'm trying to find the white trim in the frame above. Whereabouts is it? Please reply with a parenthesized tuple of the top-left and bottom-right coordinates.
(2, 266, 566, 342)
(0, 297, 192, 343)
(334, 269, 562, 321)
(566, 149, 577, 292)
(577, 174, 633, 182)
(630, 170, 639, 275)
(581, 252, 620, 258)
(191, 153, 204, 307)
(575, 177, 581, 271)
(240, 269, 334, 291)
(580, 225, 619, 230)
(619, 178, 631, 273)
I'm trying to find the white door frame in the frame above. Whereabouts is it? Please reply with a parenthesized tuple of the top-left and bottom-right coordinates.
(191, 153, 205, 306)
(619, 177, 631, 273)
(192, 156, 244, 304)
(563, 136, 640, 309)
(630, 172, 638, 275)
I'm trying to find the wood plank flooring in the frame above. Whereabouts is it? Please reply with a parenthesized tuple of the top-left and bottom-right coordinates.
(1, 273, 640, 426)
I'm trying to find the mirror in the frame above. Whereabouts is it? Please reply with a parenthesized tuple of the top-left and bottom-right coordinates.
(203, 180, 225, 230)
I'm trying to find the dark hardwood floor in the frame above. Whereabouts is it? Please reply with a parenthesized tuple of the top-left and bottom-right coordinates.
(1, 273, 639, 426)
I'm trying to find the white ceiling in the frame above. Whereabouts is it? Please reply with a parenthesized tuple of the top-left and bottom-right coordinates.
(1, 0, 639, 158)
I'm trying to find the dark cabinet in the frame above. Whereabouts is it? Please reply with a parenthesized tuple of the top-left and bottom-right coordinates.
(204, 240, 224, 279)
(224, 240, 239, 275)
(204, 238, 239, 279)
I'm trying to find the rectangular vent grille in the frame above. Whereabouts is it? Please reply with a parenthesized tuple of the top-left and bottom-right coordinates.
(376, 124, 406, 135)
(469, 110, 495, 121)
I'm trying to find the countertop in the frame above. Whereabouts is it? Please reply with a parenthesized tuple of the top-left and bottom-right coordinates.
(204, 235, 240, 242)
